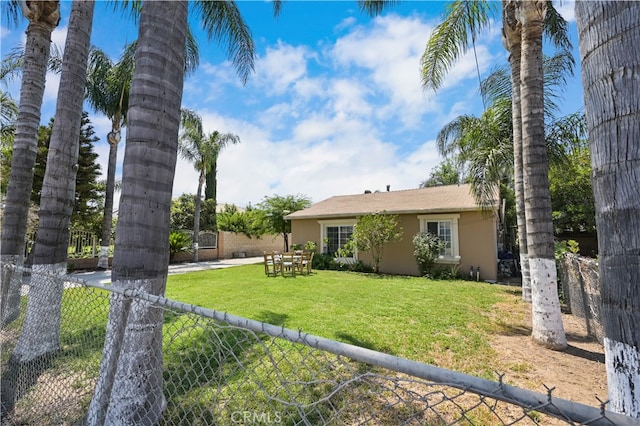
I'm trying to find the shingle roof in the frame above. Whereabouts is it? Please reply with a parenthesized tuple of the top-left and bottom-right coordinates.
(287, 184, 491, 219)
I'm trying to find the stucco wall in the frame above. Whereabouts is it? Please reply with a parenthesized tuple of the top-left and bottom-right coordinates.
(290, 210, 498, 280)
(68, 231, 286, 269)
(457, 211, 498, 281)
(218, 231, 286, 258)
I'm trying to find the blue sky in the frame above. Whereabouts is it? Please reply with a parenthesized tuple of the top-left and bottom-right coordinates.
(2, 1, 583, 208)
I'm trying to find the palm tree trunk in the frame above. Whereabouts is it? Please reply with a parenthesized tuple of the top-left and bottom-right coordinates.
(87, 2, 188, 424)
(0, 1, 59, 327)
(502, 0, 531, 303)
(576, 0, 640, 417)
(12, 0, 95, 362)
(193, 171, 205, 262)
(97, 127, 120, 270)
(520, 0, 566, 349)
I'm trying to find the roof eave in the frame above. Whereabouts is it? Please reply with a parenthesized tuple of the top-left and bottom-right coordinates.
(287, 205, 495, 220)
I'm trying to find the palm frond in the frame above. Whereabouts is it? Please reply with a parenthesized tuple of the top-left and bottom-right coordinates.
(1, 90, 18, 126)
(544, 2, 572, 51)
(2, 0, 23, 28)
(1, 47, 23, 84)
(358, 0, 401, 17)
(546, 111, 588, 165)
(421, 0, 496, 91)
(1, 42, 63, 82)
(195, 0, 255, 85)
(180, 108, 204, 136)
(48, 43, 64, 73)
(85, 47, 115, 115)
(436, 115, 475, 157)
(272, 0, 283, 18)
(480, 65, 511, 104)
(185, 26, 200, 76)
(110, 0, 142, 23)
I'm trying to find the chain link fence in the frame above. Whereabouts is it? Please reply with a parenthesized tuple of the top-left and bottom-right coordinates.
(0, 264, 634, 425)
(558, 253, 603, 344)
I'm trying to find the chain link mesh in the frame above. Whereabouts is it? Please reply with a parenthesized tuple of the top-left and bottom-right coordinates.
(0, 264, 632, 425)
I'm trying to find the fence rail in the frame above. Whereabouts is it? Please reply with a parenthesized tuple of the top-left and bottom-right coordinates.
(0, 264, 634, 425)
(24, 230, 217, 260)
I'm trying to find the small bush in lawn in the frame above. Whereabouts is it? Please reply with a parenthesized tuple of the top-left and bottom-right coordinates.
(413, 231, 446, 278)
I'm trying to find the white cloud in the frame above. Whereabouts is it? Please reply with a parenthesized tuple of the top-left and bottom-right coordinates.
(39, 71, 61, 115)
(51, 25, 67, 52)
(553, 0, 575, 22)
(328, 78, 373, 118)
(171, 13, 459, 207)
(330, 14, 435, 127)
(254, 41, 311, 95)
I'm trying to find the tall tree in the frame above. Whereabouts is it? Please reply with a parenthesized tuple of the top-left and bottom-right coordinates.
(87, 3, 190, 422)
(11, 0, 95, 364)
(87, 1, 258, 422)
(518, 0, 565, 349)
(259, 194, 312, 252)
(85, 42, 135, 270)
(504, 3, 530, 304)
(351, 212, 403, 274)
(0, 0, 60, 326)
(576, 0, 640, 417)
(419, 159, 462, 188)
(24, 115, 103, 230)
(87, 36, 199, 270)
(179, 108, 240, 261)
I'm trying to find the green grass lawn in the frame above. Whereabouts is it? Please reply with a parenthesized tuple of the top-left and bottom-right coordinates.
(166, 263, 519, 379)
(2, 264, 525, 424)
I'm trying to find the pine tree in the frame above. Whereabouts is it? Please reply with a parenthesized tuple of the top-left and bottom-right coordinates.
(30, 113, 103, 232)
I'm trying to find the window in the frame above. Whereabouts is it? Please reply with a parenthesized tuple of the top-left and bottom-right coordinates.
(418, 214, 460, 263)
(319, 220, 356, 259)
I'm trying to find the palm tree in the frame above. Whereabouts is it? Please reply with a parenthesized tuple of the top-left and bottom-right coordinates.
(0, 0, 60, 327)
(439, 84, 585, 292)
(576, 1, 640, 418)
(10, 0, 95, 364)
(1, 39, 63, 142)
(87, 1, 258, 423)
(517, 0, 566, 349)
(362, 0, 568, 348)
(87, 36, 200, 270)
(85, 42, 135, 270)
(179, 108, 240, 262)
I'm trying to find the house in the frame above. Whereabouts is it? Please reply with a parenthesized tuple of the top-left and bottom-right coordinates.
(286, 184, 499, 281)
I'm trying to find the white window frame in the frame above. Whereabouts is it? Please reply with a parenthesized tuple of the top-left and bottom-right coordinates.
(417, 214, 461, 264)
(318, 219, 357, 262)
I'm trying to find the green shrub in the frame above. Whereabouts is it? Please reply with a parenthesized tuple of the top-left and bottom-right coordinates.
(413, 231, 446, 277)
(169, 231, 193, 261)
(431, 264, 465, 280)
(303, 241, 318, 252)
(311, 253, 373, 273)
(312, 253, 340, 270)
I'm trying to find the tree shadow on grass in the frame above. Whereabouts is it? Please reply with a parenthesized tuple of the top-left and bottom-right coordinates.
(255, 310, 288, 327)
(334, 331, 393, 356)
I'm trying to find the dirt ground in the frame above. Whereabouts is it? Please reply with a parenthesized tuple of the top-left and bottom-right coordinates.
(490, 290, 607, 408)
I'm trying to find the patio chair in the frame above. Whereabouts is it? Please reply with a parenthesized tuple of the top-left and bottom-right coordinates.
(263, 252, 279, 277)
(293, 250, 305, 275)
(301, 251, 314, 275)
(280, 252, 296, 277)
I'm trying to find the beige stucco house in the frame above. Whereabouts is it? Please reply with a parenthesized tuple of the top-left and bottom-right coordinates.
(286, 184, 499, 281)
